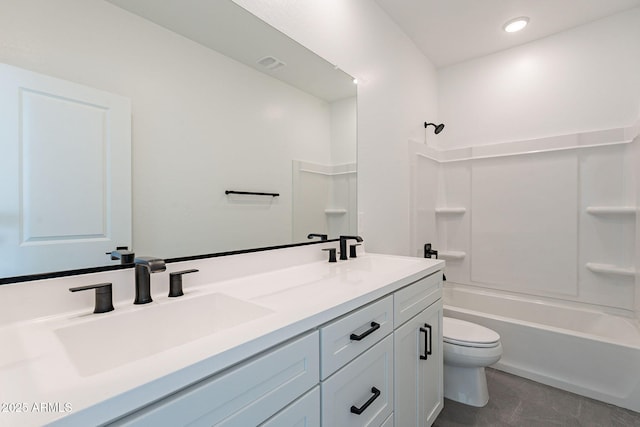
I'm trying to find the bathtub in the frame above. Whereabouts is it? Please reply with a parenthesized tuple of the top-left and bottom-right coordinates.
(443, 283, 640, 412)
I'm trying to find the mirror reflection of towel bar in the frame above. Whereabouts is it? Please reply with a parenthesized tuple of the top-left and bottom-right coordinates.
(225, 190, 279, 197)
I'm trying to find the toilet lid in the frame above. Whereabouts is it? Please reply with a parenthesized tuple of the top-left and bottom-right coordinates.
(443, 317, 500, 348)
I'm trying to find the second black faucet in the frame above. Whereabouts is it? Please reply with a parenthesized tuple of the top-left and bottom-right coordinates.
(134, 257, 166, 304)
(339, 235, 363, 260)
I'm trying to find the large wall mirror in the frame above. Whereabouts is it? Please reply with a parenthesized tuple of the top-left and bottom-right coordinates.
(0, 0, 357, 282)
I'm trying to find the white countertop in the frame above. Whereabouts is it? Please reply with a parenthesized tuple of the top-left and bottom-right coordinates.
(0, 251, 443, 426)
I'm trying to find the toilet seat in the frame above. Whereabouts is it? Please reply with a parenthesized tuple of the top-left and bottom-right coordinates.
(443, 317, 500, 348)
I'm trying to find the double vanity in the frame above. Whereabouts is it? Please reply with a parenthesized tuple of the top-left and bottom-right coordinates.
(0, 243, 444, 426)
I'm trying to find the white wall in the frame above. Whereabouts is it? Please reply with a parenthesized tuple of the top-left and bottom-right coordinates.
(0, 0, 336, 259)
(233, 0, 439, 256)
(438, 7, 640, 149)
(330, 97, 357, 165)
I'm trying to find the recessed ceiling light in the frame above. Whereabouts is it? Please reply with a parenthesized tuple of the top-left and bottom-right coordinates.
(503, 17, 529, 33)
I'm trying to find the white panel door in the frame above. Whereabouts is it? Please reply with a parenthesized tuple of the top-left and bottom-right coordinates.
(0, 63, 131, 277)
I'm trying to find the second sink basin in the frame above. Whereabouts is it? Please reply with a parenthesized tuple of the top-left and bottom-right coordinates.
(55, 293, 273, 376)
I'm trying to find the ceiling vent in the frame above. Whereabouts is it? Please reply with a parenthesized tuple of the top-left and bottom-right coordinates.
(257, 56, 286, 71)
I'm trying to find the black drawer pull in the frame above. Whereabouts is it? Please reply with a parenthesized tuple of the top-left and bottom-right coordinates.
(350, 387, 381, 415)
(350, 322, 380, 341)
(420, 323, 432, 360)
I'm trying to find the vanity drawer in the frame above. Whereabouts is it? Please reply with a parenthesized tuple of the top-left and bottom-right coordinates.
(320, 295, 393, 379)
(110, 331, 319, 427)
(394, 272, 442, 327)
(321, 334, 394, 427)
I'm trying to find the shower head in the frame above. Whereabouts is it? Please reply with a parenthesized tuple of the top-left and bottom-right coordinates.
(424, 122, 445, 134)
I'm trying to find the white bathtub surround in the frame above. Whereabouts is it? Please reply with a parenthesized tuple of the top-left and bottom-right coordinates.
(410, 125, 640, 313)
(0, 245, 443, 426)
(443, 284, 640, 412)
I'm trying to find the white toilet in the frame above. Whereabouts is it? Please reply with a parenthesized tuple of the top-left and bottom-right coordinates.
(442, 317, 502, 407)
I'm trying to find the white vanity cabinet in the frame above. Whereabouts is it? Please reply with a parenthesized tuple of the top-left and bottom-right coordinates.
(91, 266, 443, 427)
(108, 332, 320, 426)
(393, 273, 444, 427)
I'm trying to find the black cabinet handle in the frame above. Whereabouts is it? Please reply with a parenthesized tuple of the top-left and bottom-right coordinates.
(350, 322, 380, 341)
(420, 323, 432, 360)
(350, 387, 381, 415)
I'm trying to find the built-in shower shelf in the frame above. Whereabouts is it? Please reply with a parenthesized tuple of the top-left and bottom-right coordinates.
(585, 263, 635, 277)
(439, 251, 466, 260)
(324, 208, 347, 215)
(435, 207, 466, 214)
(586, 206, 636, 215)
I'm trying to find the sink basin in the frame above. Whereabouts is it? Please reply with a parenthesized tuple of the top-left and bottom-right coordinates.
(55, 293, 273, 376)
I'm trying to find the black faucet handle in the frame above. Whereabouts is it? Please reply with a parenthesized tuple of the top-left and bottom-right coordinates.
(424, 243, 438, 259)
(349, 244, 361, 258)
(169, 269, 199, 297)
(322, 248, 337, 263)
(308, 233, 328, 241)
(69, 282, 114, 314)
(106, 246, 135, 264)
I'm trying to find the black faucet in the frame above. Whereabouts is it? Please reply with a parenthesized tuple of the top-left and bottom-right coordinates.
(307, 233, 328, 241)
(134, 257, 166, 304)
(339, 235, 363, 260)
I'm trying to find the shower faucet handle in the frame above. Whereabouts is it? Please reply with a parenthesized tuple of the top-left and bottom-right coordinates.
(424, 243, 438, 259)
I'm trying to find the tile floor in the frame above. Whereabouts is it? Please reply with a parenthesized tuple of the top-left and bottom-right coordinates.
(433, 368, 640, 426)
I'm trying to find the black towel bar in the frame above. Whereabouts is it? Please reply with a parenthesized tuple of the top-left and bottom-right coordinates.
(225, 190, 279, 197)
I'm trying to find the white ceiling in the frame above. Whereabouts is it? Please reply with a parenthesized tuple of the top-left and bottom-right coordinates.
(375, 0, 640, 67)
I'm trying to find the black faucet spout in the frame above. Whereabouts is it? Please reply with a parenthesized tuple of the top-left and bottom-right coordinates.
(134, 257, 166, 304)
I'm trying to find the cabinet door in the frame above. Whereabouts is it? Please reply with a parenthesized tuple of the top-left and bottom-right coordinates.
(322, 334, 394, 427)
(260, 386, 320, 427)
(394, 300, 443, 427)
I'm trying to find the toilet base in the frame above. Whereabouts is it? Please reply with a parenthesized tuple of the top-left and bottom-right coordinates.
(443, 365, 489, 407)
